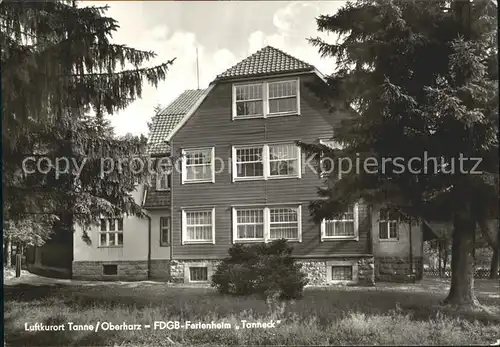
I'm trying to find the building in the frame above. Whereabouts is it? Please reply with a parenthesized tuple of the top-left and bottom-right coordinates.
(71, 46, 425, 284)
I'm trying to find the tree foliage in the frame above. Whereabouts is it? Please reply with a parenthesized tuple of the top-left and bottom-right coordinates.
(301, 0, 497, 306)
(1, 0, 175, 241)
(212, 240, 309, 300)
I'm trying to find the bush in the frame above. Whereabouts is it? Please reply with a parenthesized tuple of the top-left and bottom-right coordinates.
(211, 239, 309, 299)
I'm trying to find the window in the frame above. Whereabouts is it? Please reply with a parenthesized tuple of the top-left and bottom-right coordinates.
(156, 161, 171, 191)
(182, 208, 215, 244)
(184, 263, 213, 283)
(269, 207, 300, 240)
(233, 205, 302, 242)
(269, 144, 299, 177)
(331, 266, 353, 281)
(99, 218, 124, 247)
(235, 209, 264, 240)
(160, 216, 171, 246)
(232, 143, 301, 181)
(234, 147, 264, 179)
(379, 209, 399, 240)
(234, 83, 263, 118)
(232, 79, 300, 119)
(103, 264, 118, 276)
(268, 80, 298, 115)
(189, 267, 208, 282)
(321, 204, 359, 241)
(182, 147, 215, 183)
(327, 260, 358, 282)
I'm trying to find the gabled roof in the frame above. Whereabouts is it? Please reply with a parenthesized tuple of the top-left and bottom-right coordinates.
(148, 89, 206, 155)
(158, 46, 326, 144)
(143, 187, 171, 209)
(215, 46, 314, 81)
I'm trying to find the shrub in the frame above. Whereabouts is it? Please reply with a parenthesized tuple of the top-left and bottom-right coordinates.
(211, 239, 309, 299)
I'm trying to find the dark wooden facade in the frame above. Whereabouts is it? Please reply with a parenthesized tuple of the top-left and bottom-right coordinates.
(170, 73, 372, 260)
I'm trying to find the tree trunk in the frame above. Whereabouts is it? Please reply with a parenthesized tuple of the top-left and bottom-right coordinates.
(5, 238, 12, 267)
(438, 241, 443, 277)
(444, 214, 480, 307)
(443, 242, 448, 276)
(490, 248, 499, 279)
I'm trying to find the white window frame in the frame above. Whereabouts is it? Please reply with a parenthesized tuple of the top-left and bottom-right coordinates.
(156, 161, 171, 191)
(98, 218, 124, 247)
(326, 260, 358, 284)
(232, 208, 265, 242)
(232, 205, 302, 243)
(188, 266, 209, 282)
(321, 204, 359, 241)
(267, 79, 300, 116)
(183, 262, 213, 283)
(379, 209, 399, 241)
(232, 145, 265, 181)
(181, 147, 215, 184)
(232, 78, 300, 120)
(232, 82, 264, 119)
(232, 143, 301, 181)
(181, 208, 216, 245)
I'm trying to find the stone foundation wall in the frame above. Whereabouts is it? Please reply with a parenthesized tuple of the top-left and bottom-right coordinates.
(298, 257, 375, 286)
(72, 256, 380, 284)
(357, 257, 376, 285)
(171, 257, 374, 285)
(375, 256, 423, 282)
(72, 261, 148, 281)
(170, 260, 220, 283)
(150, 259, 171, 281)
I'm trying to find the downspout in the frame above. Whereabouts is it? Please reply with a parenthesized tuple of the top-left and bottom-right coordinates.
(170, 139, 174, 276)
(438, 238, 442, 277)
(409, 216, 414, 279)
(143, 185, 152, 280)
(147, 213, 151, 280)
(420, 220, 424, 280)
(369, 205, 374, 255)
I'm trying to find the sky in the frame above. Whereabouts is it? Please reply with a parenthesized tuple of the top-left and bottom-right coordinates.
(80, 1, 346, 136)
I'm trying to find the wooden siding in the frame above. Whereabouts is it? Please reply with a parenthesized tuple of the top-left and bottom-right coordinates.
(170, 73, 370, 259)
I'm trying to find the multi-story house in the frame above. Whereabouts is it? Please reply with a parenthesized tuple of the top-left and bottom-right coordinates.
(70, 46, 426, 284)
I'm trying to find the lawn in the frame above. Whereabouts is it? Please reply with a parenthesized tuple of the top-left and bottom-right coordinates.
(3, 278, 500, 346)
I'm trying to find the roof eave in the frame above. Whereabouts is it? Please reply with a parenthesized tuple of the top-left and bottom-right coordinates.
(214, 67, 315, 83)
(165, 85, 215, 142)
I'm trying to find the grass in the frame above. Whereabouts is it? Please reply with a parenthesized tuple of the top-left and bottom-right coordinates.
(4, 278, 500, 346)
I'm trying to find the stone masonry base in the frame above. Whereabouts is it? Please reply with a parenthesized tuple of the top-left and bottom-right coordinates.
(72, 261, 148, 281)
(72, 256, 424, 285)
(170, 257, 375, 286)
(375, 256, 423, 282)
(73, 260, 172, 281)
(298, 257, 375, 286)
(150, 259, 171, 281)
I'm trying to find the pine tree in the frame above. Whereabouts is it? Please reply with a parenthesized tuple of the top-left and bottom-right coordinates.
(301, 0, 498, 308)
(1, 1, 175, 242)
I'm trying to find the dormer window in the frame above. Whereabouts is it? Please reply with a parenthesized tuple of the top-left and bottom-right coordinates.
(232, 78, 300, 119)
(268, 80, 298, 115)
(156, 160, 172, 191)
(234, 83, 263, 117)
